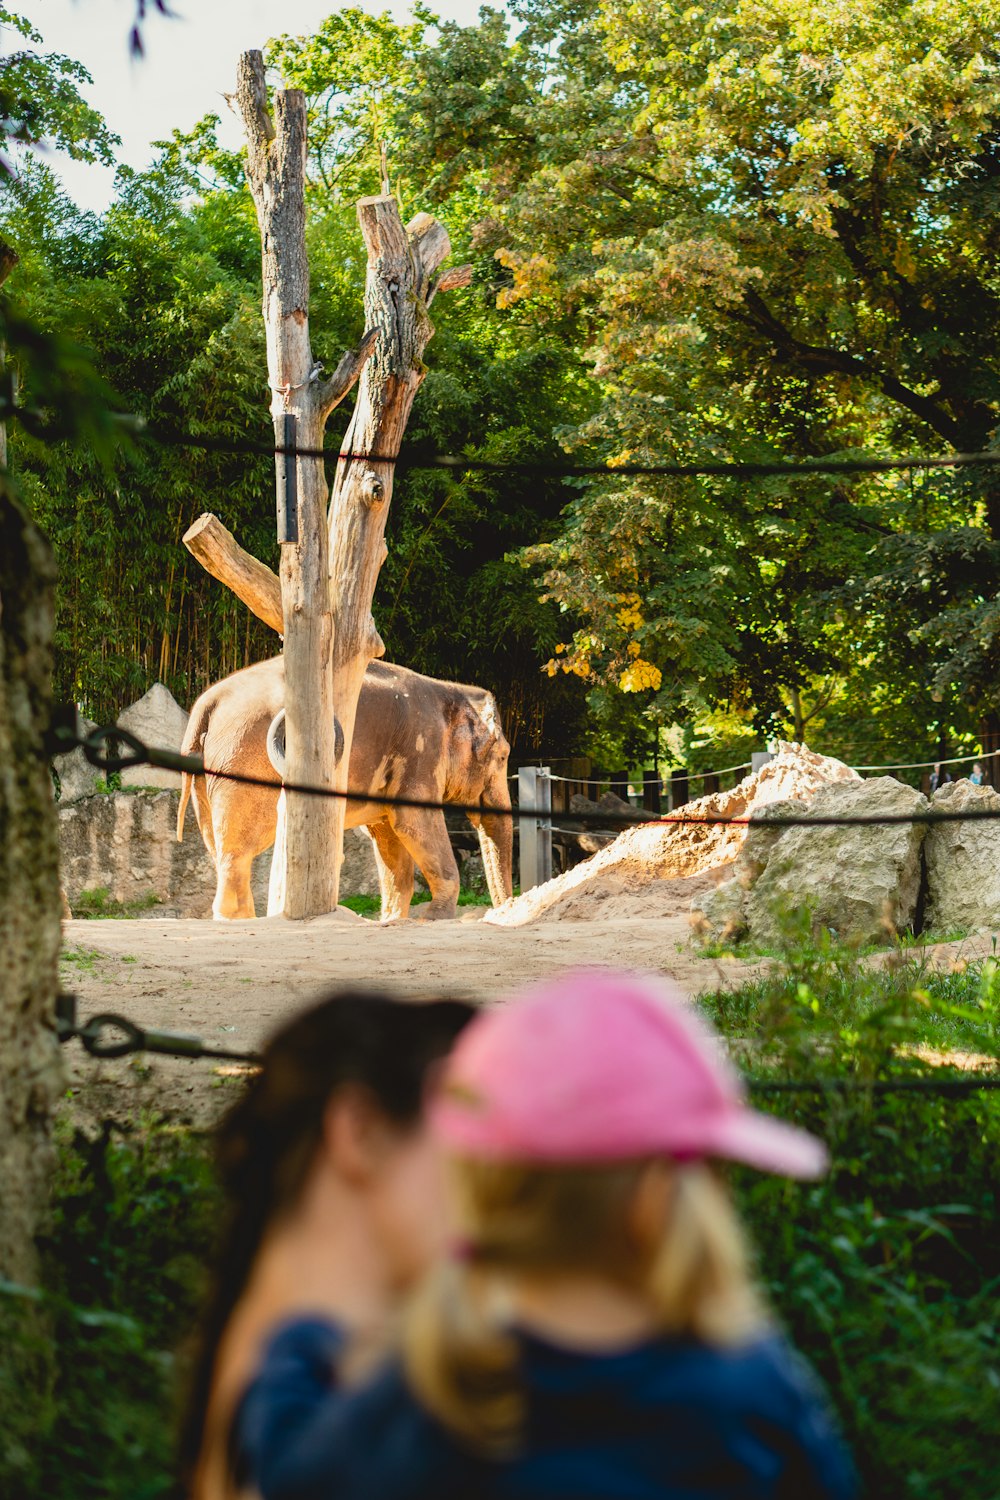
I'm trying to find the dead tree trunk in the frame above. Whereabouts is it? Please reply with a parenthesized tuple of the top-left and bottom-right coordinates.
(183, 512, 283, 634)
(323, 206, 470, 878)
(197, 52, 470, 915)
(235, 51, 375, 918)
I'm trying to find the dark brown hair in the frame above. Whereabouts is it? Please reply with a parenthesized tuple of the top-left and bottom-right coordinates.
(178, 989, 474, 1488)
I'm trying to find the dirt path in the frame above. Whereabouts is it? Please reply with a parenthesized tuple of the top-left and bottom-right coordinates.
(59, 901, 756, 1127)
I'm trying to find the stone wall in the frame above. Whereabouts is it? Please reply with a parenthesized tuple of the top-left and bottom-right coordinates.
(59, 788, 383, 918)
(60, 788, 217, 917)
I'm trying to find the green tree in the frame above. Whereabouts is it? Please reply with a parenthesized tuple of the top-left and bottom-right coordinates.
(0, 6, 118, 177)
(7, 13, 594, 755)
(422, 0, 1000, 764)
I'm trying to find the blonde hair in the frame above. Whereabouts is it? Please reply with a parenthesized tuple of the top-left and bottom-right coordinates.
(403, 1157, 766, 1455)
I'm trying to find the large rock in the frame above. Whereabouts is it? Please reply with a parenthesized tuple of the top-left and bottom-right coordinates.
(118, 683, 189, 790)
(745, 776, 928, 946)
(924, 779, 1000, 935)
(485, 742, 859, 928)
(691, 799, 808, 942)
(52, 713, 100, 803)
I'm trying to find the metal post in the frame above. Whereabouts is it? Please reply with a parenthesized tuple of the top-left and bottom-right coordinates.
(670, 767, 689, 810)
(642, 770, 661, 814)
(610, 768, 629, 802)
(275, 411, 298, 544)
(518, 766, 552, 891)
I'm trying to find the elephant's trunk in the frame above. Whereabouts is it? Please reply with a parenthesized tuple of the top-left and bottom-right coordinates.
(477, 765, 514, 906)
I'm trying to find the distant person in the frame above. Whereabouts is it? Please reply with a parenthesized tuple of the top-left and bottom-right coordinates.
(970, 761, 984, 786)
(234, 970, 857, 1500)
(181, 991, 475, 1500)
(929, 762, 952, 794)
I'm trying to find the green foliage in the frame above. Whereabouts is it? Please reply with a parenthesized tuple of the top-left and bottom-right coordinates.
(407, 0, 1000, 762)
(5, 18, 593, 752)
(0, 1121, 218, 1499)
(698, 928, 999, 1498)
(70, 886, 162, 919)
(0, 7, 118, 173)
(12, 0, 1000, 764)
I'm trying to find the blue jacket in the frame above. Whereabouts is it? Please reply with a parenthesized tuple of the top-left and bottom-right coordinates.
(234, 1316, 858, 1500)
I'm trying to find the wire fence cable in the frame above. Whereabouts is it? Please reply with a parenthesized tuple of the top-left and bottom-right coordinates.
(52, 723, 1000, 832)
(7, 394, 1000, 483)
(54, 995, 999, 1094)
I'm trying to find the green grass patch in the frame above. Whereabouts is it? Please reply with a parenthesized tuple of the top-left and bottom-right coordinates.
(340, 889, 494, 918)
(70, 887, 162, 920)
(58, 945, 105, 974)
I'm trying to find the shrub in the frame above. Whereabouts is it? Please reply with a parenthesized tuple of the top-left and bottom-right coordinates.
(701, 920, 999, 1499)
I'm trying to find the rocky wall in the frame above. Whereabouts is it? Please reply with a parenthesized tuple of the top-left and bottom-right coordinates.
(59, 789, 383, 918)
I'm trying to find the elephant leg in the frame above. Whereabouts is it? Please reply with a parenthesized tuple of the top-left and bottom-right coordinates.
(390, 809, 460, 921)
(368, 820, 415, 922)
(211, 797, 256, 920)
(212, 848, 256, 920)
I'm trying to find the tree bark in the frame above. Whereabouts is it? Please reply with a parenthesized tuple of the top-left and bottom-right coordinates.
(324, 203, 471, 870)
(236, 51, 374, 918)
(0, 485, 62, 1284)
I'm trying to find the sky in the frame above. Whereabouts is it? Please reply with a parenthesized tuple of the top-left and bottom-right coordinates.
(20, 0, 490, 212)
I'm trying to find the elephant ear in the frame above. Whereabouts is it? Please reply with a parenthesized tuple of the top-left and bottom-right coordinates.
(266, 710, 286, 778)
(266, 709, 344, 780)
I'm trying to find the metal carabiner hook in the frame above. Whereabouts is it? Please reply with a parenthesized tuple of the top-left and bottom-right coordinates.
(79, 1013, 146, 1059)
(83, 726, 148, 773)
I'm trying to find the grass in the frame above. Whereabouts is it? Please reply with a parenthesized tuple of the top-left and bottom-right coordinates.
(697, 925, 970, 963)
(58, 945, 105, 974)
(692, 917, 999, 1498)
(70, 887, 162, 920)
(340, 889, 494, 918)
(699, 921, 1000, 1062)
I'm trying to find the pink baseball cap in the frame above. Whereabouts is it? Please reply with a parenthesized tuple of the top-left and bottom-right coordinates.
(431, 970, 827, 1179)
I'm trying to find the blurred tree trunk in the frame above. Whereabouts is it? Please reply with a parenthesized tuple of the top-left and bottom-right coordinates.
(0, 483, 62, 1284)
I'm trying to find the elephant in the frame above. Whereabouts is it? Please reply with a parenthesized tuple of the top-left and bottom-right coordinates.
(176, 655, 513, 921)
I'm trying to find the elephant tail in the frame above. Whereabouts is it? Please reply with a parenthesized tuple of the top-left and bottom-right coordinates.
(477, 759, 513, 907)
(176, 693, 211, 843)
(176, 774, 193, 842)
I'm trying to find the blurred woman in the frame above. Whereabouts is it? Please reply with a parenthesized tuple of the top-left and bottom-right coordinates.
(181, 990, 474, 1500)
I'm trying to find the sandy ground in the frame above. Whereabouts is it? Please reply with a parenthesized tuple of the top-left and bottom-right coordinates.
(59, 875, 755, 1127)
(60, 854, 1000, 1131)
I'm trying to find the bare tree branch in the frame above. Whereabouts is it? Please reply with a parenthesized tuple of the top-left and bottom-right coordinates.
(183, 513, 282, 634)
(316, 327, 380, 419)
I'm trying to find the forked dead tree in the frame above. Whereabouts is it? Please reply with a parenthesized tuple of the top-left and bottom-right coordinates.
(194, 50, 470, 917)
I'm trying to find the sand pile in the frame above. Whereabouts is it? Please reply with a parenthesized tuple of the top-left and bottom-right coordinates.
(484, 743, 859, 928)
